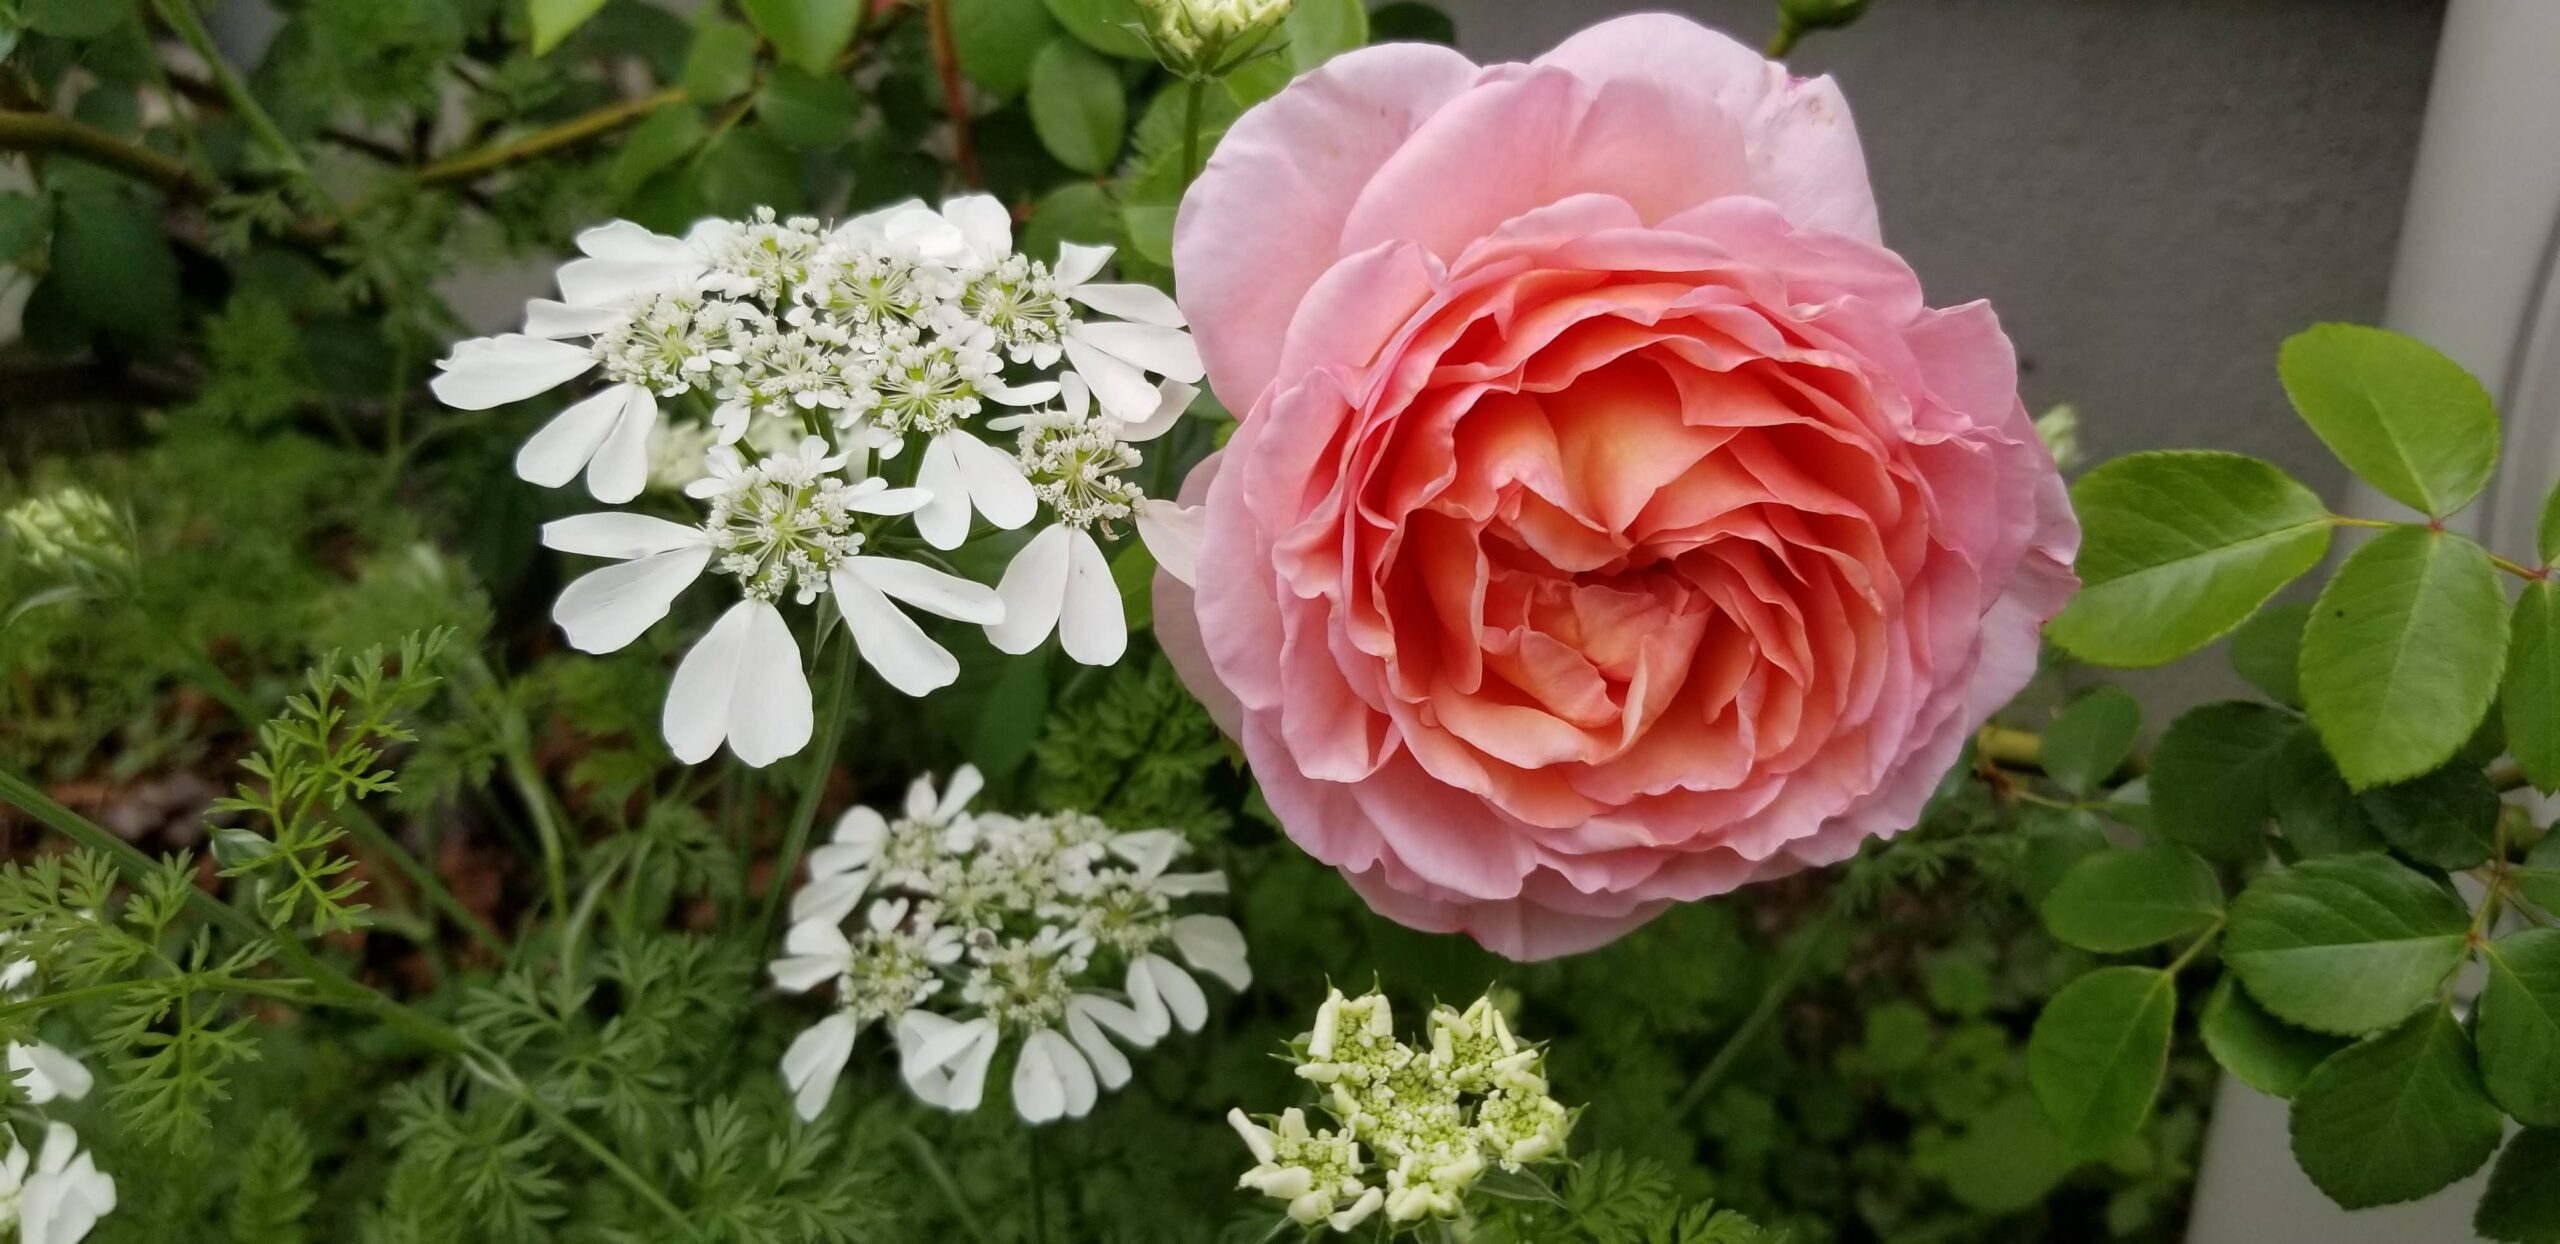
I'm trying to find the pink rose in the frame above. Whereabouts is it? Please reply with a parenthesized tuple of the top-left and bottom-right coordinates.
(1156, 15, 2079, 959)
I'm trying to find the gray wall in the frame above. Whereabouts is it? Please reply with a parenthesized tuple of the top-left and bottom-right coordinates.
(1437, 0, 2444, 499)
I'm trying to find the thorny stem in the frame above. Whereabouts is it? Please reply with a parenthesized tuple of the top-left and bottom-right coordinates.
(757, 647, 860, 943)
(0, 767, 706, 1242)
(2328, 513, 2549, 580)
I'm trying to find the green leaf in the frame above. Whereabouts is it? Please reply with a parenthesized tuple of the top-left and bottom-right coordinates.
(2038, 845, 2222, 953)
(2358, 764, 2498, 871)
(0, 192, 49, 264)
(24, 0, 133, 39)
(2026, 966, 2176, 1160)
(531, 0, 610, 55)
(2278, 323, 2499, 519)
(681, 19, 760, 103)
(2301, 526, 2508, 788)
(741, 0, 863, 75)
(1041, 0, 1151, 59)
(2229, 600, 2309, 706)
(47, 188, 178, 349)
(2147, 701, 2294, 863)
(2041, 686, 2140, 797)
(2199, 978, 2344, 1100)
(1026, 39, 1125, 174)
(2540, 480, 2560, 568)
(2289, 1006, 2503, 1209)
(756, 67, 856, 148)
(2045, 451, 2331, 668)
(2014, 805, 2112, 904)
(694, 127, 803, 217)
(1369, 1, 1458, 44)
(1021, 181, 1118, 264)
(2477, 1129, 2560, 1244)
(2225, 853, 2471, 1035)
(951, 0, 1062, 97)
(2267, 728, 2385, 858)
(1221, 0, 1370, 106)
(610, 105, 706, 199)
(2507, 580, 2560, 792)
(2523, 832, 2560, 918)
(2479, 928, 2560, 1125)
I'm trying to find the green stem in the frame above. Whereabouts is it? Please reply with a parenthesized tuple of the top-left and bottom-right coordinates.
(493, 1063, 702, 1240)
(1663, 911, 1829, 1126)
(756, 648, 859, 943)
(1029, 1125, 1050, 1244)
(344, 802, 505, 957)
(1765, 16, 1803, 59)
(901, 1128, 997, 1244)
(2164, 918, 2225, 976)
(1180, 76, 1206, 185)
(153, 0, 318, 189)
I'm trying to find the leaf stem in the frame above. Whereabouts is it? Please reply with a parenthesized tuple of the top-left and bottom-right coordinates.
(0, 111, 219, 199)
(758, 648, 859, 943)
(1180, 77, 1207, 185)
(2163, 917, 2225, 976)
(1662, 910, 1830, 1127)
(925, 0, 982, 188)
(409, 87, 685, 188)
(901, 1127, 997, 1244)
(154, 0, 316, 187)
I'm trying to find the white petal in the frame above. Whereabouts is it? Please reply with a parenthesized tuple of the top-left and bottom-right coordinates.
(1116, 379, 1198, 444)
(1012, 1030, 1069, 1124)
(435, 335, 596, 410)
(552, 544, 711, 653)
(937, 765, 984, 820)
(577, 219, 692, 262)
(942, 1024, 999, 1113)
(514, 384, 631, 487)
(542, 512, 705, 559)
(830, 804, 889, 853)
(1058, 527, 1128, 666)
(1135, 498, 1203, 587)
(1053, 241, 1113, 287)
(787, 868, 869, 927)
(1135, 954, 1207, 1032)
(980, 377, 1059, 407)
(35, 1122, 73, 1176)
(1171, 915, 1252, 992)
(1074, 322, 1205, 383)
(950, 433, 1037, 530)
(8, 1043, 88, 1104)
(1069, 281, 1186, 327)
(913, 435, 973, 550)
(1061, 332, 1161, 423)
(943, 194, 1014, 265)
(523, 299, 625, 339)
(833, 198, 925, 245)
(845, 556, 1003, 624)
(1041, 1028, 1098, 1118)
(832, 567, 961, 698)
(806, 841, 876, 882)
(847, 485, 933, 517)
(1125, 958, 1170, 1038)
(988, 526, 1071, 655)
(883, 207, 967, 265)
(768, 953, 842, 994)
(584, 387, 660, 503)
(726, 601, 814, 767)
(556, 255, 703, 307)
(781, 1013, 859, 1121)
(1066, 1003, 1133, 1088)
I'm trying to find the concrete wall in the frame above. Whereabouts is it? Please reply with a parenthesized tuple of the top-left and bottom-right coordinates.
(1436, 0, 2444, 499)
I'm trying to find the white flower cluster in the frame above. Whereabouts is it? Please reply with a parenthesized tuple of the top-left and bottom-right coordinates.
(0, 941, 114, 1244)
(429, 198, 1208, 767)
(768, 768, 1248, 1124)
(1229, 989, 1571, 1233)
(2, 487, 131, 590)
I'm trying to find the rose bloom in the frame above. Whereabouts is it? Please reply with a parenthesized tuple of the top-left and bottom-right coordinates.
(1155, 15, 2078, 959)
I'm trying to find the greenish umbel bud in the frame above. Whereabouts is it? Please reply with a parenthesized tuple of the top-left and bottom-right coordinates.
(3, 485, 136, 597)
(1135, 0, 1293, 80)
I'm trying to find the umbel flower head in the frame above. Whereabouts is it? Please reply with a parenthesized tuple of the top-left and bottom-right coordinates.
(0, 1122, 116, 1244)
(767, 767, 1249, 1124)
(2, 487, 133, 595)
(429, 199, 1203, 767)
(1229, 987, 1571, 1232)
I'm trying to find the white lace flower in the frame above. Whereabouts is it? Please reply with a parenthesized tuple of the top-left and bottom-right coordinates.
(1229, 1107, 1382, 1232)
(0, 1123, 116, 1244)
(439, 198, 1200, 768)
(0, 938, 89, 1108)
(772, 778, 1244, 1124)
